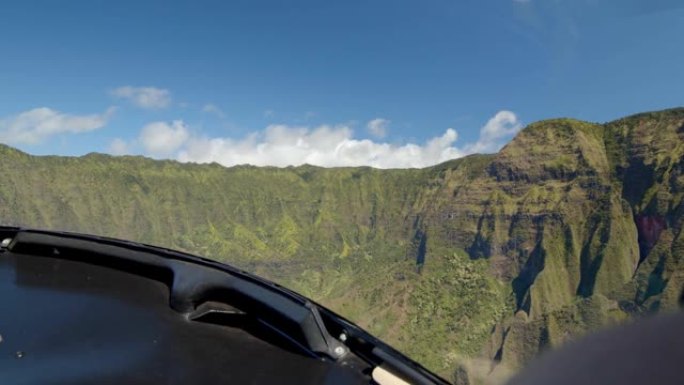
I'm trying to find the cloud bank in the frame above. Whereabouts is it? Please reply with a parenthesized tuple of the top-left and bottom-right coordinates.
(122, 110, 521, 169)
(177, 124, 464, 168)
(0, 107, 115, 145)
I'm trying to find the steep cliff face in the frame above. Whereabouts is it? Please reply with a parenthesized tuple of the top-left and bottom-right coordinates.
(410, 109, 684, 380)
(420, 118, 638, 314)
(604, 110, 684, 311)
(0, 108, 682, 383)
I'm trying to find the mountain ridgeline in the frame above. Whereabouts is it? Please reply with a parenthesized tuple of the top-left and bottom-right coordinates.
(1, 108, 683, 383)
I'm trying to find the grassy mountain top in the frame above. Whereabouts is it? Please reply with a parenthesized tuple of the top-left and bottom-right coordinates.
(1, 107, 683, 384)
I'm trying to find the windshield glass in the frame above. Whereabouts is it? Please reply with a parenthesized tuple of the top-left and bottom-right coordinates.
(1, 1, 683, 383)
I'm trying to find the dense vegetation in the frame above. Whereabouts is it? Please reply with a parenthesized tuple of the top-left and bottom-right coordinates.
(1, 108, 683, 384)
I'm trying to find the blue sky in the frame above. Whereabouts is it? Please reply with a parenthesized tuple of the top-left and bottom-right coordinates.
(0, 0, 682, 167)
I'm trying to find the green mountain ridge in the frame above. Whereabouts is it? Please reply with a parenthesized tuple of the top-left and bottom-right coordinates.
(1, 107, 683, 384)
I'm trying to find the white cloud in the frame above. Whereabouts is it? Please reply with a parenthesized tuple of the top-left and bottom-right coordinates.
(0, 107, 115, 145)
(175, 124, 464, 169)
(139, 120, 190, 156)
(111, 86, 171, 109)
(367, 118, 390, 138)
(464, 110, 522, 154)
(130, 110, 520, 169)
(108, 138, 130, 155)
